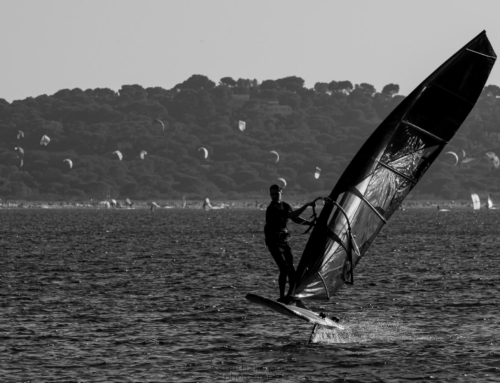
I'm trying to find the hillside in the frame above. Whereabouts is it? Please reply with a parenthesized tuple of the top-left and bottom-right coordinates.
(1, 75, 499, 201)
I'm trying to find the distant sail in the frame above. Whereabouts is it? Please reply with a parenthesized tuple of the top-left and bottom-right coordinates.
(293, 31, 496, 301)
(238, 120, 246, 132)
(203, 197, 213, 210)
(487, 193, 494, 209)
(471, 193, 481, 210)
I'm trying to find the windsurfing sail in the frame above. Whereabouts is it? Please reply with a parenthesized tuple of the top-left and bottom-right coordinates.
(487, 193, 494, 209)
(471, 193, 481, 210)
(293, 31, 496, 301)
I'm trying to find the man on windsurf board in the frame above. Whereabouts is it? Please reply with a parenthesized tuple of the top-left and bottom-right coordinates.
(265, 184, 320, 304)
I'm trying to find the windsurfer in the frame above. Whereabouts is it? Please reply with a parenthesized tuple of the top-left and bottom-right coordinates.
(265, 184, 320, 304)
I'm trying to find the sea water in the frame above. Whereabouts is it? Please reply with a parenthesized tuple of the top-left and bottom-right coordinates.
(1, 208, 499, 382)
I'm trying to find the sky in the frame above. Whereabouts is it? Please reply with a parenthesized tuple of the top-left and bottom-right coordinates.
(2, 0, 500, 102)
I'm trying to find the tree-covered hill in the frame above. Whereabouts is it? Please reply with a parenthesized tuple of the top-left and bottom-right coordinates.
(1, 75, 500, 201)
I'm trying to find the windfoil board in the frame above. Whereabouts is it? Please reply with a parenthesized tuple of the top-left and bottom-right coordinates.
(245, 293, 343, 329)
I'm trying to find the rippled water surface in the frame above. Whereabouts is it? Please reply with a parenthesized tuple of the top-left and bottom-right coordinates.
(1, 208, 499, 382)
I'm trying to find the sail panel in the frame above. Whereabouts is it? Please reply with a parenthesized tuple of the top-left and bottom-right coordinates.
(294, 31, 496, 301)
(404, 86, 469, 140)
(436, 51, 495, 103)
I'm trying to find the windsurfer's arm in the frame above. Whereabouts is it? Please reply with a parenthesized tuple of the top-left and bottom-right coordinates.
(291, 216, 313, 225)
(288, 198, 322, 220)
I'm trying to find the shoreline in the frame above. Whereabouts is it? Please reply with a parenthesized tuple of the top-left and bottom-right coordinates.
(0, 199, 478, 210)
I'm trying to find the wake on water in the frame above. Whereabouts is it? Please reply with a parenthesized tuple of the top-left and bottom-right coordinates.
(309, 312, 436, 344)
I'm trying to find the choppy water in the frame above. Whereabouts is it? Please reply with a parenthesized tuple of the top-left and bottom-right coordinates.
(1, 208, 499, 382)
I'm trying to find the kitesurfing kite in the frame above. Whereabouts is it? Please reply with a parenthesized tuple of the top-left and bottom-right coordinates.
(40, 135, 50, 146)
(14, 147, 24, 158)
(444, 151, 459, 166)
(461, 157, 477, 164)
(246, 31, 496, 342)
(63, 159, 73, 169)
(270, 150, 279, 163)
(17, 131, 24, 139)
(277, 177, 287, 188)
(14, 147, 24, 167)
(198, 147, 209, 160)
(154, 119, 165, 131)
(140, 150, 147, 160)
(458, 150, 499, 169)
(484, 151, 500, 169)
(314, 167, 321, 179)
(113, 150, 123, 161)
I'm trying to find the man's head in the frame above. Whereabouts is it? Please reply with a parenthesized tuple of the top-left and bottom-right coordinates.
(270, 184, 282, 202)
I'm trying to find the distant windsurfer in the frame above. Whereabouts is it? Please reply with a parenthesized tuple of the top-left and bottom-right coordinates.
(202, 198, 212, 210)
(265, 184, 320, 304)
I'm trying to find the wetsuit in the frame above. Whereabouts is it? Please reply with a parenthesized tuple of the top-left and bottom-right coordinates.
(265, 201, 298, 297)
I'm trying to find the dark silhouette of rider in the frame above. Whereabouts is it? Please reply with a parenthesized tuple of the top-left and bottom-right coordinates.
(264, 184, 320, 304)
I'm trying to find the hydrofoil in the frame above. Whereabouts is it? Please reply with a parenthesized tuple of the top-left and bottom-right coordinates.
(245, 293, 344, 329)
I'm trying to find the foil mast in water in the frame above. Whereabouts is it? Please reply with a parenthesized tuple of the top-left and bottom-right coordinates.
(293, 31, 496, 301)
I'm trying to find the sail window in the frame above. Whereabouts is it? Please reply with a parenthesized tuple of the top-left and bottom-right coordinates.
(348, 186, 387, 224)
(378, 161, 418, 184)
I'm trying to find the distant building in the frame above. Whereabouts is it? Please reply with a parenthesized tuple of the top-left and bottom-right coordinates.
(232, 95, 293, 115)
(263, 104, 293, 116)
(231, 94, 250, 108)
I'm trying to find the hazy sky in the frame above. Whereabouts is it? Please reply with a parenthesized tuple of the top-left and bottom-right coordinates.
(2, 0, 500, 102)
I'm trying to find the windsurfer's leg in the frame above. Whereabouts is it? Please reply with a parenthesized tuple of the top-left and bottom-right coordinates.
(268, 245, 288, 300)
(283, 245, 296, 298)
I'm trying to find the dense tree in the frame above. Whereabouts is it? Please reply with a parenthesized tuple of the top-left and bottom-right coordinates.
(329, 80, 354, 94)
(260, 80, 279, 90)
(219, 77, 237, 87)
(0, 75, 498, 201)
(357, 83, 376, 95)
(276, 76, 305, 92)
(314, 82, 329, 95)
(174, 75, 216, 91)
(381, 83, 400, 97)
